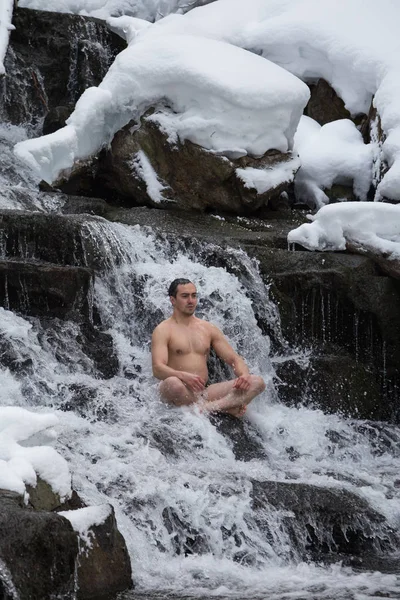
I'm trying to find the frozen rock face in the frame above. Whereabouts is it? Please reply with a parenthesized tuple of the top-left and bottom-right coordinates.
(0, 7, 126, 127)
(88, 114, 301, 214)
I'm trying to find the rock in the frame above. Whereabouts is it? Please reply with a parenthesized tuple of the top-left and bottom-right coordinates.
(251, 247, 400, 404)
(0, 489, 78, 600)
(251, 480, 395, 560)
(1, 7, 126, 127)
(209, 413, 266, 461)
(69, 505, 133, 600)
(359, 103, 389, 199)
(89, 114, 300, 214)
(305, 78, 353, 125)
(275, 354, 382, 419)
(26, 477, 63, 512)
(0, 259, 93, 321)
(0, 210, 109, 270)
(42, 105, 74, 135)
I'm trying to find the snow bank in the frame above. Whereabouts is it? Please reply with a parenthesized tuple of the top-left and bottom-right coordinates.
(143, 0, 400, 202)
(14, 0, 400, 201)
(293, 117, 373, 208)
(59, 504, 112, 547)
(14, 34, 309, 184)
(18, 0, 214, 21)
(0, 0, 14, 75)
(0, 406, 71, 499)
(287, 202, 400, 258)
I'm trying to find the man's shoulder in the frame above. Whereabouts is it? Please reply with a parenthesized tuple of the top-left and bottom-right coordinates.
(152, 318, 172, 335)
(195, 317, 220, 335)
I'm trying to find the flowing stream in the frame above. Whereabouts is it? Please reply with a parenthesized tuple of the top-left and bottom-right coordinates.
(1, 123, 400, 599)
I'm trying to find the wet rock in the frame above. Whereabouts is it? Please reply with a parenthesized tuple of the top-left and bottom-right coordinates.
(251, 480, 395, 559)
(71, 505, 133, 600)
(0, 489, 78, 600)
(89, 114, 300, 214)
(78, 322, 119, 379)
(1, 7, 125, 127)
(0, 210, 108, 270)
(162, 506, 210, 556)
(209, 413, 266, 461)
(305, 78, 353, 125)
(42, 105, 74, 135)
(0, 259, 93, 321)
(275, 354, 382, 420)
(250, 247, 400, 417)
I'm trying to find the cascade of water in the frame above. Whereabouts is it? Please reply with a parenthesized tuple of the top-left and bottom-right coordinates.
(0, 126, 400, 598)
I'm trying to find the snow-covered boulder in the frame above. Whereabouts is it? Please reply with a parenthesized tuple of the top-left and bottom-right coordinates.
(92, 112, 301, 213)
(14, 32, 309, 192)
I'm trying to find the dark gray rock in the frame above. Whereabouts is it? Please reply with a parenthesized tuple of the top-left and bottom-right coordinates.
(0, 489, 78, 600)
(0, 259, 93, 321)
(251, 480, 396, 560)
(275, 354, 382, 419)
(209, 413, 266, 461)
(1, 7, 126, 127)
(0, 210, 107, 270)
(73, 505, 133, 600)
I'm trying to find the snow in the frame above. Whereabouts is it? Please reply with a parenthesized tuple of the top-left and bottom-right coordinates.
(236, 156, 301, 196)
(132, 150, 168, 204)
(0, 0, 14, 76)
(18, 0, 213, 22)
(14, 33, 309, 184)
(0, 406, 72, 499)
(293, 117, 373, 208)
(287, 202, 400, 258)
(59, 504, 112, 547)
(10, 0, 400, 209)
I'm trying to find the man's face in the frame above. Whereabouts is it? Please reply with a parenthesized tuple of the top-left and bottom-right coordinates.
(171, 283, 198, 315)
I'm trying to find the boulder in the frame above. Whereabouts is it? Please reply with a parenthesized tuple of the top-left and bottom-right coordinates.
(0, 489, 78, 600)
(251, 480, 396, 564)
(1, 7, 126, 127)
(90, 114, 300, 214)
(63, 505, 133, 600)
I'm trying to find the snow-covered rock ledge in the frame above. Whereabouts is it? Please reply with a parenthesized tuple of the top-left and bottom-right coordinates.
(288, 202, 400, 278)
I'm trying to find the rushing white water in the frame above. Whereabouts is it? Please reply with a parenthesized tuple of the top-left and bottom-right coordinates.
(1, 125, 400, 599)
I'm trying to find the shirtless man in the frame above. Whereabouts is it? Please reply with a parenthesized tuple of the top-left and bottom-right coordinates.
(151, 278, 266, 416)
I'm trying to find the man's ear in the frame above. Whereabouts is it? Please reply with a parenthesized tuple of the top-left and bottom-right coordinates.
(170, 296, 175, 306)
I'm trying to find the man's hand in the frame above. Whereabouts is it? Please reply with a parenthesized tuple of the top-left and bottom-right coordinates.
(233, 375, 252, 391)
(178, 372, 206, 393)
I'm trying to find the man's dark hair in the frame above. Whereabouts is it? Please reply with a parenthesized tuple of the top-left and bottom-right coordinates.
(168, 278, 193, 297)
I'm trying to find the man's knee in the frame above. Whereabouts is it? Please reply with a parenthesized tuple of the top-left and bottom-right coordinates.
(249, 375, 266, 396)
(159, 376, 191, 406)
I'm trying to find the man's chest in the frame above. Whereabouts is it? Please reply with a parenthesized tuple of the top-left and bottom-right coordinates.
(168, 327, 210, 356)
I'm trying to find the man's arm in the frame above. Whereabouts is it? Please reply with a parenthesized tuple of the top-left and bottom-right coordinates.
(210, 325, 251, 390)
(151, 325, 205, 391)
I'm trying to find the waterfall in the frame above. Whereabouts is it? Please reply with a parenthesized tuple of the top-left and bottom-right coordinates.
(1, 125, 400, 599)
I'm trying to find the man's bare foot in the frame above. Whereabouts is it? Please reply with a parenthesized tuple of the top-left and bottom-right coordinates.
(223, 405, 247, 418)
(197, 404, 247, 418)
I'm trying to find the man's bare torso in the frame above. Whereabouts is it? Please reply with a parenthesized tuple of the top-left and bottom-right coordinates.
(161, 316, 212, 383)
